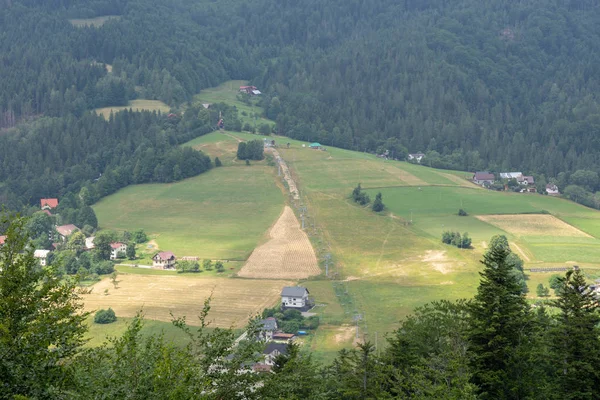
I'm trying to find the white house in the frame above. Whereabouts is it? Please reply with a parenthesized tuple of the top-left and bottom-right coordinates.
(281, 286, 310, 309)
(153, 251, 176, 269)
(110, 242, 127, 260)
(546, 184, 560, 195)
(34, 249, 50, 266)
(408, 153, 425, 163)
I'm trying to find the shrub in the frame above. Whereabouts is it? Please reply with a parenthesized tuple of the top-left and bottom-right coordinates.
(94, 308, 117, 324)
(458, 209, 468, 216)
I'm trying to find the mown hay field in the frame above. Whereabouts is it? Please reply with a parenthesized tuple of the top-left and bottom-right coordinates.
(95, 99, 170, 119)
(83, 274, 292, 328)
(69, 15, 121, 27)
(238, 206, 320, 279)
(477, 214, 592, 238)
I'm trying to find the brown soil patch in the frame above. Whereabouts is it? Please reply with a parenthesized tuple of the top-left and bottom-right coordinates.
(192, 141, 237, 160)
(334, 325, 355, 344)
(422, 250, 454, 274)
(440, 172, 477, 188)
(385, 167, 427, 186)
(476, 214, 591, 238)
(83, 275, 291, 328)
(238, 206, 320, 279)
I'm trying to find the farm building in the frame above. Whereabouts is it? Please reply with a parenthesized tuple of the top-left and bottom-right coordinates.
(517, 175, 535, 186)
(473, 172, 495, 186)
(281, 286, 312, 310)
(110, 242, 127, 260)
(40, 198, 59, 210)
(272, 332, 295, 341)
(239, 85, 261, 95)
(408, 153, 425, 163)
(153, 251, 176, 269)
(309, 142, 322, 149)
(34, 249, 50, 266)
(546, 184, 560, 195)
(56, 224, 79, 241)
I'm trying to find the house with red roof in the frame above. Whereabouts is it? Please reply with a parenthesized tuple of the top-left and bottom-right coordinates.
(40, 198, 59, 210)
(110, 242, 127, 260)
(152, 251, 176, 269)
(0, 235, 6, 247)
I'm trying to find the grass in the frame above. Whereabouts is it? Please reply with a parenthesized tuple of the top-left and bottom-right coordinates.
(69, 15, 121, 27)
(95, 99, 170, 119)
(93, 165, 284, 260)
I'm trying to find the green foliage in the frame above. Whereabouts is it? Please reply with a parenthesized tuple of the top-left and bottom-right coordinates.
(215, 260, 225, 273)
(372, 192, 385, 212)
(202, 259, 213, 271)
(126, 242, 136, 260)
(536, 283, 550, 297)
(237, 140, 264, 160)
(132, 229, 148, 244)
(351, 183, 371, 205)
(0, 215, 88, 398)
(441, 231, 471, 248)
(94, 308, 117, 324)
(458, 208, 468, 216)
(94, 230, 117, 261)
(215, 157, 222, 167)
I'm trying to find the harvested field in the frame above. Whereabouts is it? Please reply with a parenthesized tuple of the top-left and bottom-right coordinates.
(95, 100, 170, 119)
(421, 250, 454, 274)
(83, 274, 292, 328)
(384, 167, 427, 186)
(476, 214, 592, 238)
(238, 206, 320, 279)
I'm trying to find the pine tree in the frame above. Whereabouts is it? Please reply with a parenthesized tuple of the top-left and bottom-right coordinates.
(468, 244, 534, 399)
(550, 269, 600, 399)
(372, 192, 384, 212)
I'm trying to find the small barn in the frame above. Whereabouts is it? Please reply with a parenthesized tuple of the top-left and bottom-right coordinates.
(309, 142, 322, 150)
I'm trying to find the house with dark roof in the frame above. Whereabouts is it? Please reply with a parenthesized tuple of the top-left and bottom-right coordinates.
(473, 172, 495, 186)
(546, 184, 560, 195)
(40, 198, 59, 210)
(262, 342, 288, 366)
(281, 286, 311, 310)
(517, 175, 535, 186)
(408, 153, 425, 163)
(258, 317, 278, 341)
(153, 251, 176, 269)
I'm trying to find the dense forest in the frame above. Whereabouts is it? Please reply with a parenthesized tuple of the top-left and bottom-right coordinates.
(3, 216, 600, 399)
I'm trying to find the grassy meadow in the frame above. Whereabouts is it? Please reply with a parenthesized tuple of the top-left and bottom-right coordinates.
(95, 99, 170, 119)
(69, 15, 121, 27)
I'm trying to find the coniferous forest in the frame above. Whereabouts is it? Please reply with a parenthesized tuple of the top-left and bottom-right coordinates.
(3, 0, 600, 398)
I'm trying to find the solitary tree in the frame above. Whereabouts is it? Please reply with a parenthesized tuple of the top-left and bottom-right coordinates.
(215, 261, 225, 273)
(126, 242, 136, 260)
(536, 283, 550, 297)
(372, 192, 384, 212)
(203, 259, 213, 271)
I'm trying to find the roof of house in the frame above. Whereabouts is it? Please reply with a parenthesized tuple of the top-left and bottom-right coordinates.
(409, 153, 425, 157)
(546, 184, 558, 189)
(253, 363, 272, 373)
(252, 90, 261, 95)
(518, 175, 535, 184)
(264, 342, 288, 356)
(309, 142, 321, 147)
(56, 224, 79, 237)
(154, 251, 175, 261)
(34, 249, 50, 258)
(110, 242, 125, 249)
(201, 103, 210, 109)
(0, 235, 6, 245)
(473, 172, 495, 181)
(499, 172, 523, 179)
(85, 237, 95, 249)
(272, 332, 295, 340)
(42, 209, 52, 216)
(281, 286, 309, 297)
(40, 198, 59, 209)
(260, 317, 278, 331)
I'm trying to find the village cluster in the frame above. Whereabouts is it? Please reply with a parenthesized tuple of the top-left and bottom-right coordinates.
(472, 171, 560, 194)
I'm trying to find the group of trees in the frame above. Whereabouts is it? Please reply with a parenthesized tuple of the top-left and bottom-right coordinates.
(237, 140, 264, 161)
(351, 184, 386, 212)
(4, 215, 600, 399)
(441, 231, 472, 249)
(262, 307, 320, 334)
(176, 259, 225, 273)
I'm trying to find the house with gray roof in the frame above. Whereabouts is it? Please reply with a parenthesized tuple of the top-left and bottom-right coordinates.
(281, 286, 311, 310)
(258, 317, 278, 341)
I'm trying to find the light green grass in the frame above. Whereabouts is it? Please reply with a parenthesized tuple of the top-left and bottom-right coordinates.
(95, 99, 170, 119)
(69, 15, 121, 27)
(94, 166, 284, 260)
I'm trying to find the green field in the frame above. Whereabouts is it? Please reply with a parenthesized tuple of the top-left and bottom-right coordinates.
(94, 163, 284, 260)
(95, 99, 170, 119)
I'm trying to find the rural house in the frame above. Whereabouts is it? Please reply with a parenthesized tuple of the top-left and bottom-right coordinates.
(56, 224, 79, 241)
(546, 184, 560, 195)
(110, 242, 127, 260)
(281, 286, 312, 310)
(239, 85, 260, 95)
(262, 342, 288, 366)
(34, 249, 50, 266)
(153, 251, 176, 269)
(408, 153, 425, 163)
(517, 175, 535, 186)
(258, 317, 278, 341)
(473, 172, 495, 186)
(40, 198, 59, 210)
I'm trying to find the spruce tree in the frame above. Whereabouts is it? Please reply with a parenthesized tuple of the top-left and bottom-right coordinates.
(550, 269, 600, 399)
(467, 244, 533, 399)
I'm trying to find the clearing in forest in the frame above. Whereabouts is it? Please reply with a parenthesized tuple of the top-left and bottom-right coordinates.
(238, 206, 320, 279)
(69, 15, 121, 27)
(476, 214, 592, 238)
(95, 100, 170, 119)
(83, 274, 292, 328)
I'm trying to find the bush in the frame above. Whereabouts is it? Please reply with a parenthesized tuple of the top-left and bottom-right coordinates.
(458, 209, 468, 216)
(215, 157, 222, 167)
(94, 308, 117, 324)
(442, 231, 471, 249)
